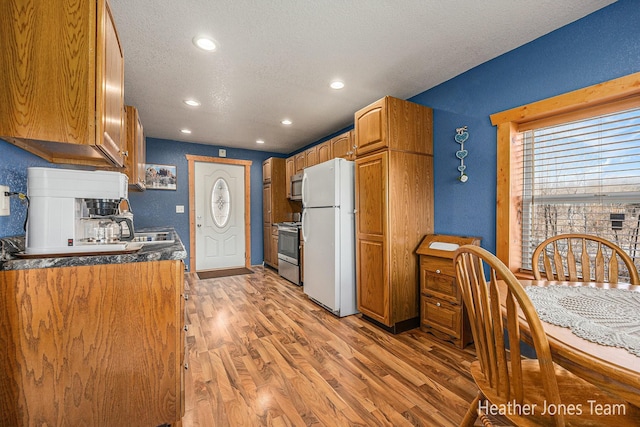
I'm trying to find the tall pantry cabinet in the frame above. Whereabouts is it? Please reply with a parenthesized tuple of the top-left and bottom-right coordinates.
(354, 96, 434, 332)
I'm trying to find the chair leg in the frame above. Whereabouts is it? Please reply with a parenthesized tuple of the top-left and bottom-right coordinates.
(460, 391, 481, 427)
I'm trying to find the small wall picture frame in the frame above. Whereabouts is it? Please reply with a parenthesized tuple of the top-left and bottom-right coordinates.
(145, 164, 177, 190)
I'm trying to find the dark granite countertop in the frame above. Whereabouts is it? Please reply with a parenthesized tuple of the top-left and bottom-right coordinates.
(0, 227, 187, 271)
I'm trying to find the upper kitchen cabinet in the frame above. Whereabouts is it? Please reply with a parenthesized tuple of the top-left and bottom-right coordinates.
(316, 139, 333, 163)
(285, 157, 295, 198)
(331, 130, 355, 160)
(0, 0, 126, 167)
(124, 106, 146, 191)
(263, 157, 273, 183)
(305, 146, 318, 168)
(354, 97, 432, 157)
(294, 152, 306, 174)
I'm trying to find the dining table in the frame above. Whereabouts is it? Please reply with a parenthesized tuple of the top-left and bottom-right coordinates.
(498, 279, 640, 408)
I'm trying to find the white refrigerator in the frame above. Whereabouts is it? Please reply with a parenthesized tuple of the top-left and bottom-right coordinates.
(301, 158, 357, 317)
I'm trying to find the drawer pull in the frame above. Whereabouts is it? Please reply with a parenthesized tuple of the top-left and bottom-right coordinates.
(435, 269, 441, 274)
(436, 302, 441, 307)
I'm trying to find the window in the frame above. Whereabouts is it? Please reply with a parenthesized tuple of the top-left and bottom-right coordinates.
(519, 107, 640, 271)
(490, 72, 640, 276)
(211, 178, 231, 228)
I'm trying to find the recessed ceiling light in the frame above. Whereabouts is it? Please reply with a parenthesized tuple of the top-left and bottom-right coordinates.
(193, 36, 216, 52)
(281, 119, 292, 125)
(184, 99, 201, 107)
(256, 139, 265, 144)
(330, 81, 345, 90)
(180, 129, 192, 134)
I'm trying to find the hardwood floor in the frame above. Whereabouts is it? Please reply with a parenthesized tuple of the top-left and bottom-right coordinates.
(182, 266, 482, 426)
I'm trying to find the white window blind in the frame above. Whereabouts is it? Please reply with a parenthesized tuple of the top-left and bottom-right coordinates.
(520, 106, 640, 278)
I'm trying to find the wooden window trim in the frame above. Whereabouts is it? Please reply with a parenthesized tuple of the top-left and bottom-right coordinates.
(490, 71, 640, 272)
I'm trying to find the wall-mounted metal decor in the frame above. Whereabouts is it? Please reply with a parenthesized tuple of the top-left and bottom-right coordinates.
(455, 126, 469, 183)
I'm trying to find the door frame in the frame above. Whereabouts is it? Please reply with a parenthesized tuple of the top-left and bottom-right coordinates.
(186, 154, 252, 272)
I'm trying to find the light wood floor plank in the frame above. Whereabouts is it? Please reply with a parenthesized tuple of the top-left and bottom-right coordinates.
(183, 266, 486, 426)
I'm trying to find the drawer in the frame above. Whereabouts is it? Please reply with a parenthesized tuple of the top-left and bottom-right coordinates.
(421, 256, 455, 276)
(421, 270, 460, 303)
(421, 297, 461, 339)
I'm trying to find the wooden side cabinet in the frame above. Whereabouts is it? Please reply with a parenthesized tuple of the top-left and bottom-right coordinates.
(416, 234, 481, 348)
(0, 260, 185, 426)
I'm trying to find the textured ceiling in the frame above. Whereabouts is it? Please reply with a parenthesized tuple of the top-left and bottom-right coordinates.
(109, 0, 615, 154)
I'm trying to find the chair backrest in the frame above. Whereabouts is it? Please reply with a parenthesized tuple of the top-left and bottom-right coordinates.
(453, 245, 566, 427)
(531, 234, 639, 285)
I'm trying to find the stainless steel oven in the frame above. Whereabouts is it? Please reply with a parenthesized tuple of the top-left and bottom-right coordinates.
(277, 223, 301, 285)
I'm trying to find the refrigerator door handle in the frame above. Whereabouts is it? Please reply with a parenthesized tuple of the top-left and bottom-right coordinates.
(301, 173, 308, 206)
(301, 210, 309, 242)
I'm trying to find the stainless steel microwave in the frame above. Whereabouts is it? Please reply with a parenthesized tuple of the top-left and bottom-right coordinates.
(290, 172, 303, 201)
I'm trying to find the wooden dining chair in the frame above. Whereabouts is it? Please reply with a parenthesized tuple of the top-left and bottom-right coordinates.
(454, 245, 640, 427)
(531, 233, 639, 285)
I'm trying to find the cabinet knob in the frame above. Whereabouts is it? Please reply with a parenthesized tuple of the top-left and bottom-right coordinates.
(121, 150, 129, 157)
(435, 269, 441, 274)
(184, 363, 189, 370)
(436, 302, 441, 307)
(184, 294, 189, 300)
(184, 325, 189, 332)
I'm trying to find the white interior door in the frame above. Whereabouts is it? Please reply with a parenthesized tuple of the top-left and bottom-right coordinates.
(195, 162, 245, 270)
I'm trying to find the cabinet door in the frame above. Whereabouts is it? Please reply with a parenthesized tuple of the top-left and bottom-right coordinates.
(331, 131, 354, 160)
(97, 0, 125, 166)
(285, 157, 295, 198)
(271, 232, 279, 268)
(263, 183, 272, 224)
(0, 0, 124, 167)
(124, 106, 146, 191)
(295, 153, 306, 174)
(305, 146, 318, 168)
(263, 225, 271, 265)
(263, 159, 272, 183)
(355, 98, 387, 157)
(355, 151, 389, 325)
(317, 140, 332, 163)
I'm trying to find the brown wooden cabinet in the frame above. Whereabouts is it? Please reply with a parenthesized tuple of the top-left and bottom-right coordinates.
(0, 0, 126, 167)
(285, 157, 295, 198)
(416, 234, 480, 348)
(271, 225, 279, 268)
(317, 140, 333, 163)
(0, 259, 185, 426)
(331, 130, 355, 160)
(354, 97, 434, 333)
(354, 96, 432, 157)
(263, 157, 290, 268)
(124, 106, 146, 191)
(294, 152, 306, 174)
(305, 145, 318, 168)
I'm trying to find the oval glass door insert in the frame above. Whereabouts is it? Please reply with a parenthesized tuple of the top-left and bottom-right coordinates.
(211, 178, 231, 228)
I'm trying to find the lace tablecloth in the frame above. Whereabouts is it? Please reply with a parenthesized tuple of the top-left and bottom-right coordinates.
(525, 285, 640, 357)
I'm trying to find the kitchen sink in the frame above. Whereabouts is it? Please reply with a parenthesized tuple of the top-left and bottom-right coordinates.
(132, 231, 175, 244)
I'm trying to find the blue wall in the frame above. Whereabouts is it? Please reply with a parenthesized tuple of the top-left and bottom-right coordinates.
(411, 0, 640, 252)
(127, 138, 281, 267)
(2, 0, 639, 261)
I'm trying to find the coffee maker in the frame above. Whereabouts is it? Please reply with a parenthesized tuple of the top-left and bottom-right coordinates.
(25, 167, 135, 255)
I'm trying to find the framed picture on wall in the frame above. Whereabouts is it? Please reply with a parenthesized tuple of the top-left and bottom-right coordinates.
(145, 164, 177, 190)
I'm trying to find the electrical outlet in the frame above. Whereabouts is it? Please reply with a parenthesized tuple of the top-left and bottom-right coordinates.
(176, 205, 185, 213)
(0, 185, 9, 216)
